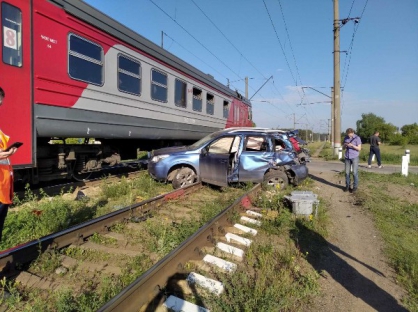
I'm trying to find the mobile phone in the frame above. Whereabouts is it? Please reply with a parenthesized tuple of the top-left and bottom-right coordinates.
(4, 142, 23, 152)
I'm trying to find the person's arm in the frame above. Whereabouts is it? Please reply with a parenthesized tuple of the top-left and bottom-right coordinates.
(0, 147, 17, 160)
(347, 137, 362, 151)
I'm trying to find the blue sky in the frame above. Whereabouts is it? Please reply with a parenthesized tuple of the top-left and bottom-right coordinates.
(85, 0, 418, 134)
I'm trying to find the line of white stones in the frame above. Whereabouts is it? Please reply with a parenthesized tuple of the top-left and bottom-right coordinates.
(163, 209, 263, 312)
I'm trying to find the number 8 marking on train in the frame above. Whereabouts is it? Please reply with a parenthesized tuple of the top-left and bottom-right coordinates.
(3, 26, 17, 50)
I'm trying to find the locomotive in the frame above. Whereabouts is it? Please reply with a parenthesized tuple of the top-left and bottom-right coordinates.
(0, 0, 252, 184)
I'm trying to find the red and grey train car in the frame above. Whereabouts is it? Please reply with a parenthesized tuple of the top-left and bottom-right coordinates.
(0, 0, 252, 183)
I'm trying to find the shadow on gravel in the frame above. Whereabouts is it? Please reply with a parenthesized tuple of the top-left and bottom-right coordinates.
(309, 173, 345, 191)
(143, 272, 208, 311)
(291, 221, 408, 312)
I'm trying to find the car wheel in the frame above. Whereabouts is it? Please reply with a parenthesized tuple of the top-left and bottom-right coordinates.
(263, 170, 288, 190)
(172, 167, 197, 189)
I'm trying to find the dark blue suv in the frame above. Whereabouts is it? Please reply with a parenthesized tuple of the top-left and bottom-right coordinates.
(148, 128, 308, 189)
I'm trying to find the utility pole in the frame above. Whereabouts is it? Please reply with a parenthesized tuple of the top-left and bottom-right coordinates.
(333, 0, 341, 156)
(331, 87, 334, 147)
(245, 77, 249, 99)
(328, 119, 331, 142)
(293, 113, 296, 130)
(161, 31, 164, 48)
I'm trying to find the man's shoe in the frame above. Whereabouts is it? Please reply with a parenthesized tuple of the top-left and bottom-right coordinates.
(367, 165, 371, 168)
(352, 187, 357, 193)
(378, 165, 383, 168)
(343, 186, 349, 192)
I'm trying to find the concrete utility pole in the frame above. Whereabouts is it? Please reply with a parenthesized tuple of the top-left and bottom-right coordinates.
(331, 87, 334, 147)
(333, 0, 341, 156)
(245, 77, 249, 99)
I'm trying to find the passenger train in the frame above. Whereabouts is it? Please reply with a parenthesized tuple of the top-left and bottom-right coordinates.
(0, 0, 253, 183)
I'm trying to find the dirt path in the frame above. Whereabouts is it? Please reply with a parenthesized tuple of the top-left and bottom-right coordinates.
(307, 163, 407, 312)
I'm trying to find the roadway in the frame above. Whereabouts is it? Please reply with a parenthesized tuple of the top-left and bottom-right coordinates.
(307, 158, 418, 175)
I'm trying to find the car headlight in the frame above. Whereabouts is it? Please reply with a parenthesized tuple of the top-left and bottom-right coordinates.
(151, 154, 169, 163)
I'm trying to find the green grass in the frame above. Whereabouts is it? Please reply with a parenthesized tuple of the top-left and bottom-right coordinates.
(359, 144, 418, 166)
(356, 171, 418, 310)
(200, 179, 327, 311)
(1, 174, 173, 251)
(316, 143, 418, 165)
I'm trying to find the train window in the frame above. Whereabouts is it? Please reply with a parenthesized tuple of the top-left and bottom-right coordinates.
(68, 34, 103, 86)
(175, 79, 187, 108)
(2, 2, 22, 67)
(192, 87, 202, 112)
(206, 93, 214, 115)
(223, 101, 229, 119)
(118, 54, 141, 96)
(151, 69, 167, 102)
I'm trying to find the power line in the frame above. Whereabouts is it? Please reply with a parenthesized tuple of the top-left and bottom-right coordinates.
(342, 0, 369, 89)
(148, 0, 243, 80)
(262, 0, 298, 88)
(189, 0, 267, 82)
(162, 32, 228, 80)
(277, 0, 303, 86)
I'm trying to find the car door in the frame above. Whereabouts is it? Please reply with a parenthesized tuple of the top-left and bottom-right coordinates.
(199, 136, 236, 187)
(238, 135, 274, 182)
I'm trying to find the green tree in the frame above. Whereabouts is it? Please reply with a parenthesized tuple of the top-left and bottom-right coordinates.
(355, 113, 394, 142)
(401, 123, 418, 144)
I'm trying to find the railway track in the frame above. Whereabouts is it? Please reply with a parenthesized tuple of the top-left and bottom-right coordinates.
(0, 182, 261, 311)
(99, 184, 263, 312)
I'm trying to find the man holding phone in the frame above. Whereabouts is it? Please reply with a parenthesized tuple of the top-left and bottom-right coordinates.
(0, 87, 18, 242)
(343, 128, 362, 193)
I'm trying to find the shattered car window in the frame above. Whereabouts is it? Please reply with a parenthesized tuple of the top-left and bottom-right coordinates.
(208, 137, 235, 154)
(245, 136, 268, 152)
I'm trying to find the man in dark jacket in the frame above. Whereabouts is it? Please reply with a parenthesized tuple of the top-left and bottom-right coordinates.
(368, 131, 382, 169)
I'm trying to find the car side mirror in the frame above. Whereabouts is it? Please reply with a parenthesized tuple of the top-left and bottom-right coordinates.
(201, 147, 208, 156)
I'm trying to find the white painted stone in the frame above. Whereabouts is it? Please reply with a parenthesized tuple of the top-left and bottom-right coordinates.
(240, 216, 261, 226)
(402, 155, 408, 177)
(187, 272, 224, 295)
(225, 233, 252, 246)
(164, 295, 209, 312)
(216, 242, 244, 258)
(246, 210, 262, 218)
(203, 254, 237, 272)
(234, 223, 257, 236)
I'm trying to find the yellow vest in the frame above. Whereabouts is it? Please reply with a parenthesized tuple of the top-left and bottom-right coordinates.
(0, 129, 13, 204)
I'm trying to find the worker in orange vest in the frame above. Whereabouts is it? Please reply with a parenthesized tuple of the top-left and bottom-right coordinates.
(0, 87, 18, 242)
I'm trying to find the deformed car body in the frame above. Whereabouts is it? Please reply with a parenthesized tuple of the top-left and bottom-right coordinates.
(148, 128, 309, 189)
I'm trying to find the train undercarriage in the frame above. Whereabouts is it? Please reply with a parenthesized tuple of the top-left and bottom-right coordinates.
(14, 138, 194, 184)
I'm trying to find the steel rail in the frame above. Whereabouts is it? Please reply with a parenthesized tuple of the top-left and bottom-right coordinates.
(0, 183, 202, 277)
(98, 184, 261, 312)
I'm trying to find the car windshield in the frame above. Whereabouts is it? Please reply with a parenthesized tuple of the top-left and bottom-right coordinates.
(188, 131, 222, 150)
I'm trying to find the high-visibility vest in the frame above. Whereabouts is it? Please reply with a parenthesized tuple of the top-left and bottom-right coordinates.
(0, 129, 13, 204)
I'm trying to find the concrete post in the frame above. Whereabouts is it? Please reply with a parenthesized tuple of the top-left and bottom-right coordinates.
(338, 147, 343, 159)
(405, 149, 410, 164)
(402, 155, 408, 177)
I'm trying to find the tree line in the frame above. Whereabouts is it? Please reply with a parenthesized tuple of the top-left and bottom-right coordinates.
(355, 113, 418, 145)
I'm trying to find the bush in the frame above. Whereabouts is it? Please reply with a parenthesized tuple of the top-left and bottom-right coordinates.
(389, 134, 408, 146)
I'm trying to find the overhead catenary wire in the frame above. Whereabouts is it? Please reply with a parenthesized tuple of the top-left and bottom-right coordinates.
(262, 0, 299, 89)
(149, 0, 243, 80)
(189, 0, 293, 114)
(277, 0, 303, 87)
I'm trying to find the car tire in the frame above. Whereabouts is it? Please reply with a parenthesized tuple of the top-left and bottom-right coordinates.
(172, 167, 197, 189)
(263, 170, 288, 190)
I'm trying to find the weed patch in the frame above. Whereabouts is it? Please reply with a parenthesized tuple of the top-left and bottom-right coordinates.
(359, 172, 418, 310)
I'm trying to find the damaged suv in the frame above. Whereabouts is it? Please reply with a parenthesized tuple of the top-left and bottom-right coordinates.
(148, 128, 308, 189)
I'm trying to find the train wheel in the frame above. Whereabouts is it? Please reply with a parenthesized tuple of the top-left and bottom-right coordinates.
(172, 167, 196, 189)
(72, 171, 92, 182)
(72, 157, 93, 182)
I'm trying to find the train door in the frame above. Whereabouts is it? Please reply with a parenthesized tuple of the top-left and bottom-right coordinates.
(0, 0, 32, 167)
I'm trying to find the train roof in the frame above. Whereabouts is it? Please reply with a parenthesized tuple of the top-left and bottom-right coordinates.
(49, 0, 251, 106)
